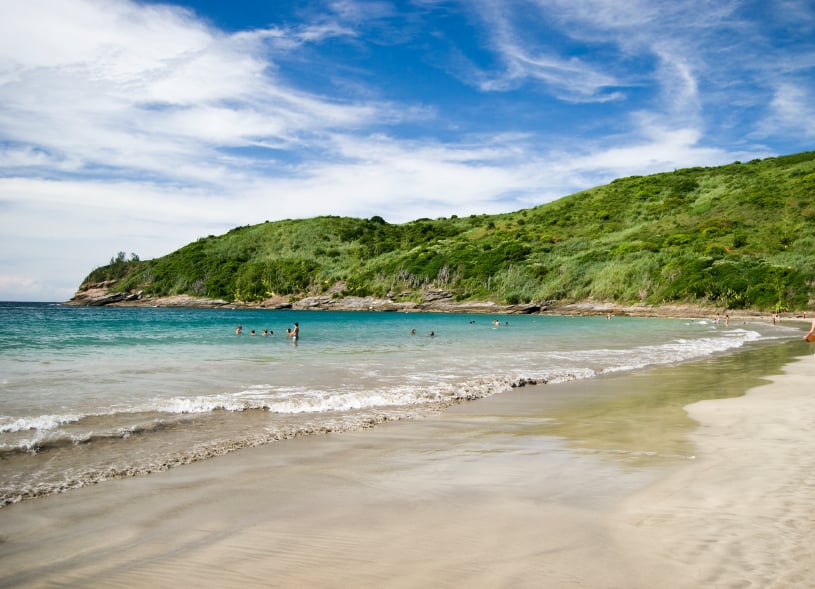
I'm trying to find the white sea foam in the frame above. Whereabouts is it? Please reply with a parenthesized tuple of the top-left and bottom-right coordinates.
(0, 329, 766, 434)
(593, 329, 764, 374)
(147, 371, 570, 417)
(0, 414, 82, 433)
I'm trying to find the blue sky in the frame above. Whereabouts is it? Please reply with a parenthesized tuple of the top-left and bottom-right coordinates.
(1, 0, 813, 301)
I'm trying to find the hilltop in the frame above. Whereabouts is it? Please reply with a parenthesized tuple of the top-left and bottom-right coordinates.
(69, 152, 815, 315)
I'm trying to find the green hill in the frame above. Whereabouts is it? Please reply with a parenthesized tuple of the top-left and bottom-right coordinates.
(78, 151, 815, 312)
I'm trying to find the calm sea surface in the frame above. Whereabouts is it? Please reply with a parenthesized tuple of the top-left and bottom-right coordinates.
(0, 302, 799, 506)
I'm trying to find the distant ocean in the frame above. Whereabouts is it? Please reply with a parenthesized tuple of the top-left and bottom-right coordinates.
(0, 302, 798, 506)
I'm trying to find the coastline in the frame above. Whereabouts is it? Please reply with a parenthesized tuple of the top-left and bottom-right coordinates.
(64, 283, 811, 321)
(1, 342, 812, 587)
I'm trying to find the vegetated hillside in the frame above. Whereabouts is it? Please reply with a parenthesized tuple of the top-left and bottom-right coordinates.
(81, 151, 815, 312)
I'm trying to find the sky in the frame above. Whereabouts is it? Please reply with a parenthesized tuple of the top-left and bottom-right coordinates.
(1, 0, 814, 301)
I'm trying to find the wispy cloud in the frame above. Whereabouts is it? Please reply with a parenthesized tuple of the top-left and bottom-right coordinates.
(453, 0, 628, 101)
(763, 83, 815, 137)
(0, 0, 379, 189)
(467, 0, 815, 149)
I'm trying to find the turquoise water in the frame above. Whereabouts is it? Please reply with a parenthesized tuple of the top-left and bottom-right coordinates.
(0, 302, 798, 506)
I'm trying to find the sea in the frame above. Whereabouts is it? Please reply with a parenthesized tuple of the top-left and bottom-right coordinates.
(0, 301, 802, 507)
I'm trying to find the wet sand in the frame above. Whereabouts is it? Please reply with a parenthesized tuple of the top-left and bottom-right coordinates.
(613, 351, 815, 587)
(1, 343, 813, 588)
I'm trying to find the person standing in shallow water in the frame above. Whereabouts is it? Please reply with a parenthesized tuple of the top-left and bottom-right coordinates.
(288, 322, 299, 343)
(804, 319, 815, 341)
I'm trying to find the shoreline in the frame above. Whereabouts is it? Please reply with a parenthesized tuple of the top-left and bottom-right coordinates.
(64, 287, 812, 321)
(1, 342, 812, 587)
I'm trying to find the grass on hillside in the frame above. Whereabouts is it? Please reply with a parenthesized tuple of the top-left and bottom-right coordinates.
(83, 152, 815, 312)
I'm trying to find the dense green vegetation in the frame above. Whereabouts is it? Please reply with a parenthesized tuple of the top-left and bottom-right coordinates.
(83, 152, 815, 311)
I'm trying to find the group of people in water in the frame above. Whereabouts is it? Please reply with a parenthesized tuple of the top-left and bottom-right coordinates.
(407, 318, 509, 336)
(236, 318, 513, 340)
(410, 328, 435, 336)
(235, 322, 299, 342)
(233, 315, 815, 344)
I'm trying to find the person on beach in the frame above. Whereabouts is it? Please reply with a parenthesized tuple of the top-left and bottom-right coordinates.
(235, 325, 242, 335)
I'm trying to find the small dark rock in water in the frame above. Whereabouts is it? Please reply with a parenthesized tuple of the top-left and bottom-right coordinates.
(510, 378, 539, 388)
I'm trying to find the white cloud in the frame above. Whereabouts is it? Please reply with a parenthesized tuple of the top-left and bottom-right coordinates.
(0, 1, 211, 76)
(0, 176, 236, 301)
(763, 83, 815, 137)
(0, 0, 388, 190)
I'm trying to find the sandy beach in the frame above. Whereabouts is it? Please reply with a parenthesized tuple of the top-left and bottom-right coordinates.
(613, 352, 815, 588)
(1, 344, 813, 588)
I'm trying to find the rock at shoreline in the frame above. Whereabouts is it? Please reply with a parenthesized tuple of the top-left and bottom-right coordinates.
(65, 282, 545, 314)
(65, 282, 230, 308)
(67, 282, 770, 319)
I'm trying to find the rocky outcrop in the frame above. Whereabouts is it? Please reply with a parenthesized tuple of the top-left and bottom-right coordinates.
(65, 281, 231, 308)
(65, 282, 548, 314)
(66, 283, 753, 318)
(65, 281, 137, 306)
